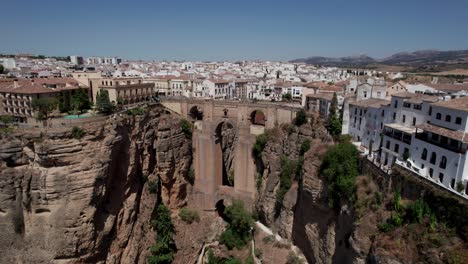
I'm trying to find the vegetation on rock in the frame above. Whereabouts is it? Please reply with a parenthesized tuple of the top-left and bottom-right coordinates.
(327, 92, 342, 138)
(180, 119, 192, 138)
(320, 142, 359, 209)
(220, 200, 254, 250)
(71, 126, 85, 139)
(179, 207, 200, 224)
(149, 204, 176, 264)
(294, 109, 307, 126)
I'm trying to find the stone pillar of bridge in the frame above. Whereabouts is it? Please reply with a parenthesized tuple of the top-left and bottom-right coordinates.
(233, 124, 256, 199)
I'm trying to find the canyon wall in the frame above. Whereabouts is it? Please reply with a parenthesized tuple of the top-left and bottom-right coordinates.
(0, 107, 192, 263)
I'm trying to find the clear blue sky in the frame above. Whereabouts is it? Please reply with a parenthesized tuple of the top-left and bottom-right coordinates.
(3, 0, 468, 61)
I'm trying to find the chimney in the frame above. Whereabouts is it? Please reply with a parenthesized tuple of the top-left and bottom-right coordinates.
(13, 79, 18, 88)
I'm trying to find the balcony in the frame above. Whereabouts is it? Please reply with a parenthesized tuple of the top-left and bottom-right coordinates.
(415, 132, 465, 154)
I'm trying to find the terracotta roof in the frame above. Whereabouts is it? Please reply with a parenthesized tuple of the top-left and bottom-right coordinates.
(416, 123, 467, 143)
(306, 93, 334, 100)
(0, 84, 59, 94)
(431, 96, 468, 112)
(208, 79, 229, 84)
(392, 92, 439, 103)
(350, 98, 390, 108)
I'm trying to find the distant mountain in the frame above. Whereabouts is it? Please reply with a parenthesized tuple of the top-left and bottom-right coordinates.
(291, 49, 468, 68)
(291, 54, 376, 67)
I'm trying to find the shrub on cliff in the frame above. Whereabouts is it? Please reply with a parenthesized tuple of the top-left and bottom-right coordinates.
(220, 200, 254, 250)
(320, 142, 359, 209)
(179, 207, 200, 224)
(294, 109, 307, 126)
(275, 156, 301, 216)
(71, 126, 85, 139)
(149, 204, 175, 264)
(252, 133, 268, 159)
(180, 119, 192, 137)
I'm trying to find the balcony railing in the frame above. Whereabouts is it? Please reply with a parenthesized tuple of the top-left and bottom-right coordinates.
(415, 132, 465, 154)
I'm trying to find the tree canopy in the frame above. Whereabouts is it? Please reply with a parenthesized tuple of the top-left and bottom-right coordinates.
(70, 89, 92, 114)
(148, 204, 176, 264)
(320, 142, 359, 209)
(327, 92, 342, 138)
(32, 97, 58, 120)
(95, 90, 114, 113)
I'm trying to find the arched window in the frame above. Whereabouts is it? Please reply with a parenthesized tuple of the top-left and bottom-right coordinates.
(421, 148, 427, 160)
(436, 113, 442, 120)
(439, 156, 447, 169)
(445, 115, 451, 122)
(430, 152, 437, 164)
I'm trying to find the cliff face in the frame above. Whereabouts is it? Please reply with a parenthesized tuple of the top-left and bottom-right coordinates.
(0, 107, 192, 263)
(255, 119, 361, 264)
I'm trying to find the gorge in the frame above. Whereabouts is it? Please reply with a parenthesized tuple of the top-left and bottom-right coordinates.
(0, 103, 466, 264)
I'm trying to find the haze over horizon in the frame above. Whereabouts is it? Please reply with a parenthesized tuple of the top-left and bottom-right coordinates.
(3, 0, 468, 61)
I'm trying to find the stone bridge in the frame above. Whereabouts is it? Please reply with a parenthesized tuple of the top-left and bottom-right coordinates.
(161, 98, 302, 209)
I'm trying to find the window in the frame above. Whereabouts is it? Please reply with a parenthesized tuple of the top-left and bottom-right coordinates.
(381, 110, 385, 117)
(393, 112, 396, 120)
(455, 117, 462, 124)
(363, 91, 367, 98)
(403, 102, 411, 108)
(451, 178, 455, 188)
(430, 152, 437, 164)
(354, 108, 357, 114)
(377, 92, 381, 97)
(445, 115, 451, 122)
(439, 156, 447, 169)
(429, 107, 432, 115)
(402, 115, 406, 123)
(421, 148, 427, 160)
(394, 100, 398, 108)
(394, 144, 399, 153)
(413, 104, 422, 110)
(412, 117, 416, 126)
(440, 173, 445, 183)
(436, 113, 441, 120)
(429, 168, 433, 177)
(386, 141, 390, 149)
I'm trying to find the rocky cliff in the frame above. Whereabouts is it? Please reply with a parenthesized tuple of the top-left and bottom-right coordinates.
(0, 107, 192, 263)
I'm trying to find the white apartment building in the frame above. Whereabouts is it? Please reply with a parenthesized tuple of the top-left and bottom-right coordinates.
(203, 79, 230, 99)
(408, 97, 467, 192)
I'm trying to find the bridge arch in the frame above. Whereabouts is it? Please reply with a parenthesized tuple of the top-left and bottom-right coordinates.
(249, 109, 266, 126)
(214, 120, 237, 187)
(189, 105, 204, 120)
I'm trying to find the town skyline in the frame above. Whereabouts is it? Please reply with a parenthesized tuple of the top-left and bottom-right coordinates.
(4, 0, 468, 61)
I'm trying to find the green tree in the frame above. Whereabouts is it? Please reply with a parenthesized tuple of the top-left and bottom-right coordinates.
(70, 89, 92, 114)
(0, 64, 5, 74)
(220, 200, 254, 250)
(282, 93, 292, 101)
(32, 97, 58, 120)
(327, 93, 342, 137)
(294, 109, 307, 126)
(149, 204, 176, 264)
(95, 90, 114, 113)
(320, 142, 359, 208)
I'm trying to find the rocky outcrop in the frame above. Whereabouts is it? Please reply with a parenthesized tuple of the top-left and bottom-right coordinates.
(0, 106, 192, 263)
(255, 119, 361, 264)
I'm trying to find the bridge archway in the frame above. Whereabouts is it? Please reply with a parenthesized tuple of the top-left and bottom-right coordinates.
(214, 120, 236, 187)
(189, 105, 204, 120)
(250, 110, 266, 126)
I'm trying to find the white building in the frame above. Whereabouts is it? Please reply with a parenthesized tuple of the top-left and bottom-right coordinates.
(0, 58, 17, 69)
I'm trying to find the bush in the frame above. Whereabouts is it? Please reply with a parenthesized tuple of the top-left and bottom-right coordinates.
(0, 115, 13, 124)
(187, 166, 195, 185)
(228, 170, 235, 186)
(294, 109, 307, 126)
(286, 252, 303, 264)
(275, 156, 301, 215)
(299, 139, 311, 156)
(254, 248, 263, 258)
(405, 199, 430, 223)
(180, 119, 192, 137)
(252, 133, 268, 159)
(71, 126, 85, 139)
(149, 204, 175, 264)
(320, 142, 359, 209)
(220, 200, 254, 250)
(179, 207, 200, 224)
(148, 180, 158, 193)
(256, 173, 263, 191)
(126, 107, 145, 116)
(262, 235, 275, 244)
